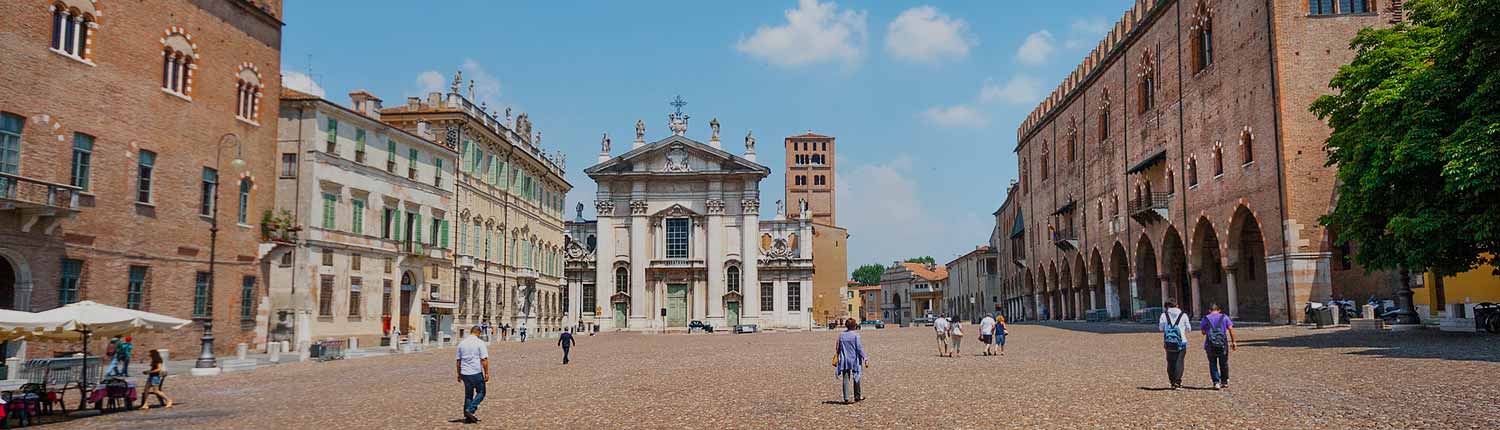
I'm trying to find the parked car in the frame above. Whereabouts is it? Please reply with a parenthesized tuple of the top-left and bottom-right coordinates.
(734, 324, 758, 334)
(688, 320, 714, 333)
(859, 320, 886, 329)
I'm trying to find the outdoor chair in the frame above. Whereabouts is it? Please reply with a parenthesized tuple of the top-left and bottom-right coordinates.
(19, 383, 61, 416)
(2, 390, 38, 428)
(98, 378, 131, 412)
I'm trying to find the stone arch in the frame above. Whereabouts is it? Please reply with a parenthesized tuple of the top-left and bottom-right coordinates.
(1073, 252, 1088, 317)
(1058, 258, 1074, 319)
(1110, 241, 1131, 318)
(1162, 226, 1191, 314)
(1191, 216, 1228, 318)
(1134, 233, 1161, 309)
(0, 248, 35, 311)
(1226, 205, 1271, 322)
(1090, 248, 1107, 315)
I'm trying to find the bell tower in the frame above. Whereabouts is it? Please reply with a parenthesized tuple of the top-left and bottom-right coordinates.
(783, 132, 835, 225)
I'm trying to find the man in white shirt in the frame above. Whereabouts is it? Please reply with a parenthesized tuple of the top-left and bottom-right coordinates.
(979, 314, 997, 356)
(933, 314, 950, 357)
(456, 326, 490, 423)
(1157, 302, 1192, 390)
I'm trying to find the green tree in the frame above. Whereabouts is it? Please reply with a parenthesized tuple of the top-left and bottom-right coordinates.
(851, 264, 885, 286)
(1311, 0, 1500, 276)
(905, 256, 935, 265)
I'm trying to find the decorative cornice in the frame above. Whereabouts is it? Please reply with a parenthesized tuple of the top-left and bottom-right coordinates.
(595, 200, 615, 216)
(629, 200, 648, 215)
(706, 199, 726, 215)
(741, 198, 760, 214)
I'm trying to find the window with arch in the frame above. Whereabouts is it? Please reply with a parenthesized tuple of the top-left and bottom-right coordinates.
(1188, 157, 1200, 187)
(615, 267, 629, 294)
(1191, 1, 1214, 73)
(1020, 163, 1029, 193)
(1066, 126, 1077, 163)
(1111, 195, 1119, 216)
(237, 177, 251, 224)
(1098, 90, 1111, 141)
(1310, 0, 1370, 15)
(1213, 144, 1225, 177)
(1040, 145, 1050, 180)
(1096, 201, 1104, 222)
(235, 65, 263, 122)
(726, 265, 741, 293)
(161, 29, 197, 98)
(50, 2, 97, 61)
(1240, 127, 1254, 165)
(1137, 51, 1156, 113)
(1165, 169, 1176, 195)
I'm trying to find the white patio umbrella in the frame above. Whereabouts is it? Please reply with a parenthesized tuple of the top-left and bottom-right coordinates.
(26, 300, 193, 340)
(0, 308, 65, 342)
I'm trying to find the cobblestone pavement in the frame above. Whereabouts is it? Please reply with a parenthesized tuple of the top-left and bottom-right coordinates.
(64, 324, 1500, 429)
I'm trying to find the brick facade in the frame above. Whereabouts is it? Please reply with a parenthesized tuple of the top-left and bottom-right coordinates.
(1003, 0, 1398, 323)
(0, 0, 282, 358)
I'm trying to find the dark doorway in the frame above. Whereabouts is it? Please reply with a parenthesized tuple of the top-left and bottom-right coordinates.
(0, 257, 14, 310)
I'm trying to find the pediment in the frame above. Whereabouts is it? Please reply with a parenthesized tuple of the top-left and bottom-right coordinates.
(585, 135, 769, 177)
(652, 203, 699, 218)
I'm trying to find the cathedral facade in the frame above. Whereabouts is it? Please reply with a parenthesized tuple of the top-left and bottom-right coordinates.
(565, 113, 814, 331)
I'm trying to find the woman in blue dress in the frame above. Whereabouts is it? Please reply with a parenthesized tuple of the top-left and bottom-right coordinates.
(834, 318, 868, 404)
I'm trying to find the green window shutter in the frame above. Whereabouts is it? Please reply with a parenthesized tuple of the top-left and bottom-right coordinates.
(351, 199, 365, 234)
(321, 193, 336, 229)
(460, 140, 470, 173)
(440, 220, 449, 249)
(393, 211, 402, 241)
(413, 213, 422, 243)
(387, 139, 396, 161)
(355, 129, 366, 152)
(326, 118, 338, 143)
(381, 209, 390, 239)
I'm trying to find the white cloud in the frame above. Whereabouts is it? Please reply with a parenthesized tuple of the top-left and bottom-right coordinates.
(1015, 30, 1055, 66)
(1064, 17, 1111, 49)
(414, 60, 504, 107)
(736, 0, 868, 69)
(281, 70, 325, 97)
(837, 156, 990, 269)
(919, 104, 987, 128)
(885, 6, 976, 64)
(980, 75, 1043, 106)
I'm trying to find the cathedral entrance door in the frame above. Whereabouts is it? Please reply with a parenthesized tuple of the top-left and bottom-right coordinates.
(726, 301, 740, 326)
(666, 283, 688, 327)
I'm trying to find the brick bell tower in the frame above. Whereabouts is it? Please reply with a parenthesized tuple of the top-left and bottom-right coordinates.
(784, 132, 835, 225)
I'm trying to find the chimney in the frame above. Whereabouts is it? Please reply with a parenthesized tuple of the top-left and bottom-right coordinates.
(416, 120, 434, 140)
(407, 97, 420, 110)
(349, 90, 382, 120)
(427, 92, 442, 108)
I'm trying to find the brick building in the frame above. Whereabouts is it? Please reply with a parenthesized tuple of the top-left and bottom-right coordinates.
(0, 0, 284, 356)
(1003, 0, 1401, 323)
(783, 132, 849, 326)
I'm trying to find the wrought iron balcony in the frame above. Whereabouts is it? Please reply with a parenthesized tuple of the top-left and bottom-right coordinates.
(1128, 192, 1169, 223)
(0, 172, 81, 233)
(1051, 230, 1079, 250)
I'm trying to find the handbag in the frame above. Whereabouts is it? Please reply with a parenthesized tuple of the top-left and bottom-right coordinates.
(831, 354, 839, 367)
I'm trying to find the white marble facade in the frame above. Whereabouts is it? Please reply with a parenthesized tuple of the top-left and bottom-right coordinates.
(571, 125, 814, 331)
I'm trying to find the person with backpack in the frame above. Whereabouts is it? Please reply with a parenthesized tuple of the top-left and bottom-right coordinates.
(1157, 301, 1192, 390)
(116, 336, 135, 376)
(1200, 303, 1238, 390)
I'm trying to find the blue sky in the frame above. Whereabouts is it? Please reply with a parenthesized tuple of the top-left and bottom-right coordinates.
(281, 0, 1130, 273)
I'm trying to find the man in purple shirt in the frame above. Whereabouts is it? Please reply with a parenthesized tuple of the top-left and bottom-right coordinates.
(1200, 303, 1238, 390)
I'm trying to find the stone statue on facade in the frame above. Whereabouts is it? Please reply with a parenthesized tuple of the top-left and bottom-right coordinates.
(505, 107, 513, 125)
(451, 70, 462, 94)
(635, 119, 645, 142)
(710, 118, 720, 141)
(745, 130, 756, 152)
(799, 198, 809, 214)
(775, 199, 785, 217)
(601, 133, 611, 153)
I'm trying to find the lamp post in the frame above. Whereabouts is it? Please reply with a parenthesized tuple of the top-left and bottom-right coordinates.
(193, 133, 243, 376)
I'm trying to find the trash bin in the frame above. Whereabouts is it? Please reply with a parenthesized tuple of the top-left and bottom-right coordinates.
(1311, 306, 1335, 328)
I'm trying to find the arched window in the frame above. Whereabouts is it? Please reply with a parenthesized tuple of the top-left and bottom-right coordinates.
(1137, 51, 1156, 113)
(1240, 127, 1254, 165)
(1188, 157, 1200, 187)
(161, 28, 197, 98)
(237, 177, 251, 224)
(236, 64, 264, 123)
(1165, 169, 1176, 195)
(615, 267, 629, 294)
(1096, 201, 1103, 222)
(1213, 144, 1225, 177)
(1040, 145, 1050, 180)
(1098, 90, 1111, 141)
(1066, 122, 1078, 163)
(726, 265, 741, 293)
(50, 2, 98, 61)
(1191, 1, 1214, 73)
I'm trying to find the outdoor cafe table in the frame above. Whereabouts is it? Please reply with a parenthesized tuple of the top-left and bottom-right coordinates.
(85, 382, 137, 411)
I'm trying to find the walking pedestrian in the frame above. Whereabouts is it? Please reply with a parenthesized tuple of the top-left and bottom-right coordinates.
(500, 324, 508, 341)
(1201, 303, 1237, 390)
(1158, 301, 1192, 390)
(833, 318, 868, 404)
(519, 324, 528, 343)
(558, 329, 576, 364)
(456, 326, 490, 423)
(932, 314, 951, 357)
(139, 349, 172, 410)
(104, 336, 121, 376)
(116, 336, 134, 375)
(994, 315, 1009, 355)
(979, 314, 996, 356)
(948, 317, 965, 357)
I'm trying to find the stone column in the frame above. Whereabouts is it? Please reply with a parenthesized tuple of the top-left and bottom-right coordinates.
(1103, 279, 1119, 318)
(595, 200, 615, 328)
(1225, 266, 1239, 318)
(706, 196, 725, 323)
(1189, 271, 1202, 316)
(1089, 282, 1099, 314)
(741, 196, 761, 318)
(1159, 275, 1171, 309)
(629, 199, 648, 323)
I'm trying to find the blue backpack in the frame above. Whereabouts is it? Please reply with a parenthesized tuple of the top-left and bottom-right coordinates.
(1163, 312, 1186, 351)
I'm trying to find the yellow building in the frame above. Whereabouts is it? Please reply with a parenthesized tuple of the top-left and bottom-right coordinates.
(809, 223, 849, 325)
(1414, 260, 1500, 318)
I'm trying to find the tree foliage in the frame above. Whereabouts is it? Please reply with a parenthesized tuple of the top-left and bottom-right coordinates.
(905, 256, 936, 265)
(1311, 0, 1500, 276)
(851, 264, 885, 286)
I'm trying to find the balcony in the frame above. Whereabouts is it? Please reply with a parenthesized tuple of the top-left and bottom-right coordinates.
(1050, 230, 1079, 250)
(0, 173, 81, 233)
(648, 259, 706, 270)
(1128, 192, 1169, 224)
(399, 241, 445, 259)
(458, 255, 476, 270)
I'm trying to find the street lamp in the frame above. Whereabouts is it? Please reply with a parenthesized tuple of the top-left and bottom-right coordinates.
(193, 133, 242, 376)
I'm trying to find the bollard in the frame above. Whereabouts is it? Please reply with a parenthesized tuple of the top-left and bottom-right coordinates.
(5, 357, 20, 380)
(1363, 304, 1377, 320)
(268, 342, 281, 363)
(236, 343, 248, 361)
(296, 341, 311, 362)
(158, 349, 170, 364)
(348, 337, 358, 351)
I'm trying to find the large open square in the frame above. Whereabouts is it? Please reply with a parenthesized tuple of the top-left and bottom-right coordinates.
(67, 325, 1500, 429)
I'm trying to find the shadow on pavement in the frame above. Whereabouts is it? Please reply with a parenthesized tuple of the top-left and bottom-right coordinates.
(1237, 329, 1500, 363)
